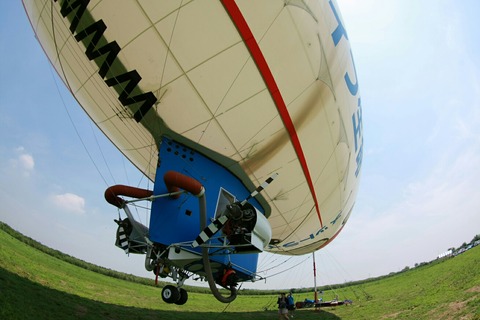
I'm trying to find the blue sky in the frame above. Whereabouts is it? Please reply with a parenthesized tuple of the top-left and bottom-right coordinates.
(1, 0, 479, 292)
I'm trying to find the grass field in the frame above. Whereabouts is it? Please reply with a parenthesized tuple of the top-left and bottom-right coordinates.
(0, 225, 478, 319)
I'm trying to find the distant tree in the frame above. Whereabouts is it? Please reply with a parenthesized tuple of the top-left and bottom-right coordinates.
(401, 266, 410, 272)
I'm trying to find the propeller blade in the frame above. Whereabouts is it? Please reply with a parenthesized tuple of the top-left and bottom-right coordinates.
(117, 225, 129, 253)
(192, 215, 229, 248)
(240, 173, 278, 206)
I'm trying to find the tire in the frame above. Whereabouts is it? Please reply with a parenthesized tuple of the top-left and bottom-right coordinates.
(162, 285, 180, 304)
(175, 288, 188, 305)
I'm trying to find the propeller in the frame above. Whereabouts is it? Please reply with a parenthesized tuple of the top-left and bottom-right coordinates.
(192, 173, 278, 248)
(115, 219, 130, 253)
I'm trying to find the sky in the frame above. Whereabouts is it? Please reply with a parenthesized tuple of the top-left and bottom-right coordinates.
(1, 0, 480, 293)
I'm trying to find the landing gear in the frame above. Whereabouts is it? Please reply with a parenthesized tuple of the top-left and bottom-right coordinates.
(176, 288, 188, 305)
(161, 285, 189, 305)
(161, 285, 179, 303)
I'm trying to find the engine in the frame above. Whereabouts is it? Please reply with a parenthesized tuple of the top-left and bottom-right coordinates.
(222, 202, 272, 253)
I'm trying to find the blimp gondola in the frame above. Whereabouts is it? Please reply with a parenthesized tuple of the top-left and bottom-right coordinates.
(22, 0, 363, 304)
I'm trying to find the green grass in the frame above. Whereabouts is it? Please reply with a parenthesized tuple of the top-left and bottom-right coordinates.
(0, 224, 478, 319)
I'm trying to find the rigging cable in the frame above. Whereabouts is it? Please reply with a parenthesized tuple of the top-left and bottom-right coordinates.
(49, 1, 111, 187)
(257, 255, 295, 274)
(50, 1, 151, 228)
(89, 121, 116, 185)
(260, 254, 311, 280)
(322, 247, 372, 300)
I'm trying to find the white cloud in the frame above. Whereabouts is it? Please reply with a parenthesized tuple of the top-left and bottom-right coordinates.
(337, 0, 401, 44)
(52, 193, 86, 215)
(19, 153, 35, 171)
(322, 117, 480, 282)
(10, 146, 35, 177)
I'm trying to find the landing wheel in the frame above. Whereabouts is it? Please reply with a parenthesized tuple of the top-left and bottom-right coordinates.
(175, 288, 188, 305)
(162, 285, 180, 304)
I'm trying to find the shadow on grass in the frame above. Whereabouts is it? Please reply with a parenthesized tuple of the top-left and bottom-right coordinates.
(0, 267, 341, 320)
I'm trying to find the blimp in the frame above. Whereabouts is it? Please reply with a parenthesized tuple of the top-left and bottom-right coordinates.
(23, 0, 363, 304)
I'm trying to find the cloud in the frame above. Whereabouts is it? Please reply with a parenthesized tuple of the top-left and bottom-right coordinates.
(19, 153, 35, 171)
(10, 146, 35, 177)
(52, 193, 86, 215)
(328, 129, 480, 282)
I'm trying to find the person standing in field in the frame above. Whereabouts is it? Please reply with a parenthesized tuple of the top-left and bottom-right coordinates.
(277, 293, 290, 319)
(286, 292, 295, 317)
